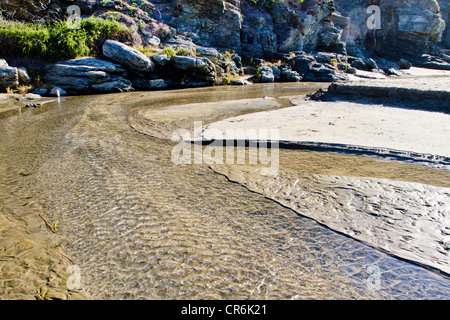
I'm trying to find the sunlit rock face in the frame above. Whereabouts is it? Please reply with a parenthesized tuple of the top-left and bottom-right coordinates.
(334, 0, 446, 58)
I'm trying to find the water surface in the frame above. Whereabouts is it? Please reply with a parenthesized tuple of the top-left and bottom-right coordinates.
(1, 83, 449, 299)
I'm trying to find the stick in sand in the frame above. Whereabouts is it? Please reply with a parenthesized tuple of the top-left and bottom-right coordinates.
(51, 246, 75, 264)
(38, 213, 57, 233)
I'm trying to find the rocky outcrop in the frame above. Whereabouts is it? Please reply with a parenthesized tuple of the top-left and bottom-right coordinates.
(153, 0, 344, 59)
(45, 39, 220, 93)
(154, 54, 218, 88)
(166, 0, 242, 49)
(288, 52, 349, 82)
(0, 0, 51, 20)
(45, 57, 133, 94)
(334, 0, 446, 59)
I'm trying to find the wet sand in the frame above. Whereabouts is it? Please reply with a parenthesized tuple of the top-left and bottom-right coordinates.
(198, 75, 450, 276)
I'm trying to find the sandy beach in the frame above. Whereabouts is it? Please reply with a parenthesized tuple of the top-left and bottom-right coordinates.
(199, 69, 450, 161)
(199, 99, 450, 158)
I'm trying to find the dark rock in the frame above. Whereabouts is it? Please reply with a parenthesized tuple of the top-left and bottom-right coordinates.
(231, 53, 242, 69)
(348, 56, 379, 71)
(133, 78, 168, 90)
(0, 66, 18, 89)
(148, 79, 167, 90)
(243, 66, 258, 76)
(398, 59, 412, 70)
(346, 67, 357, 74)
(303, 64, 348, 82)
(152, 54, 172, 68)
(33, 88, 48, 96)
(167, 55, 217, 86)
(387, 68, 402, 77)
(291, 53, 316, 77)
(280, 66, 301, 82)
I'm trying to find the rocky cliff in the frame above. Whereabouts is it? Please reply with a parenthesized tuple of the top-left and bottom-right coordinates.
(1, 0, 448, 59)
(1, 0, 449, 95)
(334, 0, 447, 58)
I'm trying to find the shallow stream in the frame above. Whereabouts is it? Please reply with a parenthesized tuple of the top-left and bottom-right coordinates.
(1, 83, 449, 299)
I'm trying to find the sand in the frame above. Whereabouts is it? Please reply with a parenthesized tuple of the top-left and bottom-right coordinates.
(199, 100, 450, 158)
(199, 71, 450, 160)
(199, 72, 450, 276)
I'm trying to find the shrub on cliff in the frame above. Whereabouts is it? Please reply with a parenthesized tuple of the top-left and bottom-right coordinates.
(0, 17, 132, 62)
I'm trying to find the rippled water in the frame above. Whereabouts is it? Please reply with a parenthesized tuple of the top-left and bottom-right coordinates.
(1, 83, 450, 299)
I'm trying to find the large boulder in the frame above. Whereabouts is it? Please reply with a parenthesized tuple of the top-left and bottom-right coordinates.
(172, 55, 217, 84)
(258, 66, 275, 83)
(0, 65, 19, 90)
(45, 57, 133, 94)
(289, 52, 348, 82)
(102, 40, 155, 72)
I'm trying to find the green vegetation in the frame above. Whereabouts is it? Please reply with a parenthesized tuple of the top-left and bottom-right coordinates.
(160, 46, 197, 57)
(161, 46, 176, 57)
(0, 17, 132, 62)
(175, 46, 196, 56)
(220, 73, 239, 85)
(133, 45, 159, 57)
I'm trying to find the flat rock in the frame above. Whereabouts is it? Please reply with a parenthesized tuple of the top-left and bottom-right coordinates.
(46, 58, 132, 94)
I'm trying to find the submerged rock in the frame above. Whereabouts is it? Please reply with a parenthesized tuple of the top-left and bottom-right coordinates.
(49, 87, 67, 97)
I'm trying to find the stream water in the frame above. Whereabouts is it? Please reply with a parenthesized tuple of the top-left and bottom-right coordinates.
(1, 83, 449, 299)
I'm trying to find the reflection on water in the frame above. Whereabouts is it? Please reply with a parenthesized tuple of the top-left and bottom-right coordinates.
(0, 83, 449, 299)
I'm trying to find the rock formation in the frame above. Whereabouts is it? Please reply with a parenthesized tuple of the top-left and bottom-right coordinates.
(1, 0, 450, 94)
(333, 0, 447, 59)
(45, 57, 133, 94)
